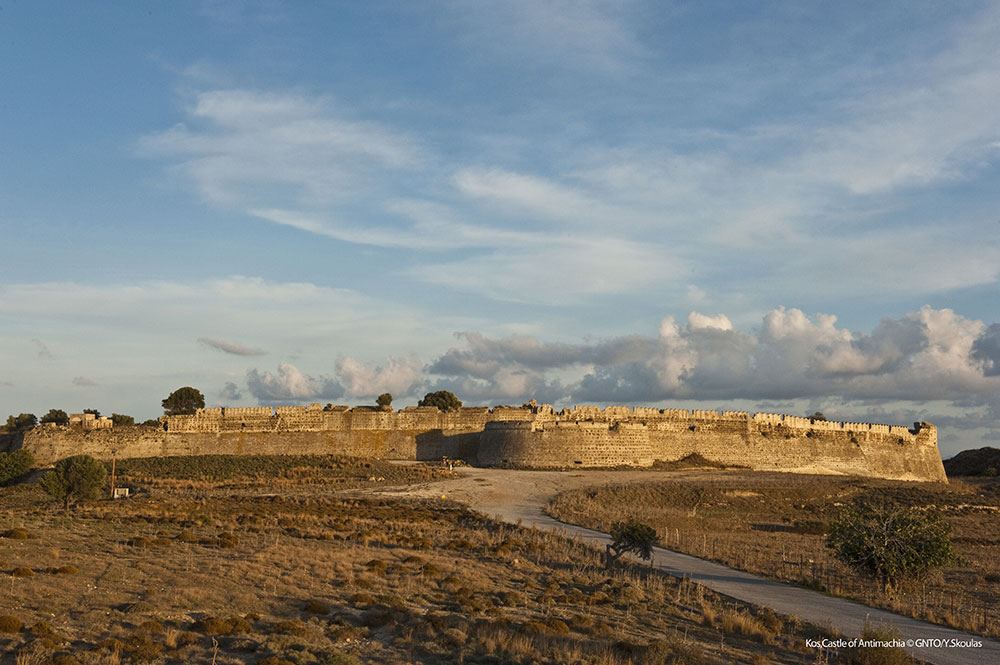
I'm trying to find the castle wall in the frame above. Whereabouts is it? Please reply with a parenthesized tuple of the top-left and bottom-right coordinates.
(478, 421, 653, 468)
(11, 404, 947, 482)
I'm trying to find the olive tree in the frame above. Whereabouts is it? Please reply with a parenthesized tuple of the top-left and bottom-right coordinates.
(827, 502, 957, 591)
(39, 455, 107, 509)
(376, 393, 393, 409)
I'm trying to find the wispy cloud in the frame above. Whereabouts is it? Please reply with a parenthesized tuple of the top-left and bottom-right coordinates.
(72, 376, 97, 387)
(198, 337, 267, 356)
(32, 338, 53, 359)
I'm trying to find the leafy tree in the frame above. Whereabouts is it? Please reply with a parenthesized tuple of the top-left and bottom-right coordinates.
(111, 413, 134, 427)
(605, 518, 661, 567)
(83, 408, 100, 417)
(140, 419, 160, 427)
(418, 390, 462, 412)
(827, 502, 957, 591)
(376, 393, 393, 409)
(39, 455, 107, 509)
(808, 411, 827, 421)
(5, 413, 37, 432)
(0, 450, 35, 485)
(40, 409, 69, 425)
(161, 386, 205, 416)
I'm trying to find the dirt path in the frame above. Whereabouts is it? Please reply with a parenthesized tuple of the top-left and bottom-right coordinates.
(372, 465, 1000, 665)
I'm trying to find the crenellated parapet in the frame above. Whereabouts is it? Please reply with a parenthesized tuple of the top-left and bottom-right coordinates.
(14, 402, 945, 481)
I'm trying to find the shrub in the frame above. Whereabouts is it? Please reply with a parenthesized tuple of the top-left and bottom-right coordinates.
(39, 454, 107, 508)
(1, 527, 31, 539)
(40, 409, 69, 425)
(190, 616, 247, 635)
(0, 450, 36, 485)
(111, 413, 135, 427)
(827, 502, 957, 591)
(5, 413, 37, 431)
(0, 615, 23, 633)
(12, 567, 34, 577)
(844, 622, 917, 665)
(303, 599, 329, 615)
(606, 518, 661, 566)
(417, 391, 462, 412)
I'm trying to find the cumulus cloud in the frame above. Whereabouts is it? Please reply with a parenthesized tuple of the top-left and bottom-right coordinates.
(72, 376, 97, 387)
(246, 362, 344, 403)
(335, 355, 423, 398)
(199, 337, 267, 356)
(427, 306, 1000, 406)
(972, 323, 1000, 376)
(219, 381, 243, 400)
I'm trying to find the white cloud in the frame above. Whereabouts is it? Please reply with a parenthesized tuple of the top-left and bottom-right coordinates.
(335, 356, 423, 398)
(446, 0, 646, 73)
(246, 362, 343, 403)
(426, 306, 1000, 406)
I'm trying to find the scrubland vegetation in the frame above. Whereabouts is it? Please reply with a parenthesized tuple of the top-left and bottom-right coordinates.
(548, 471, 1000, 639)
(1, 456, 859, 664)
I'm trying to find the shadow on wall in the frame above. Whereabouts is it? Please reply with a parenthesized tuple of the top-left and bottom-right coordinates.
(415, 430, 480, 463)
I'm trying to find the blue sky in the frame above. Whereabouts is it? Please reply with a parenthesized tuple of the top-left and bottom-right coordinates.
(1, 1, 998, 457)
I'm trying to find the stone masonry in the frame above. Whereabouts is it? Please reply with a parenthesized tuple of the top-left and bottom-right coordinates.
(3, 403, 946, 482)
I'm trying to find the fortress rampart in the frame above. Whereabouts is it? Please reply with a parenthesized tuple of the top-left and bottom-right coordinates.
(1, 403, 946, 482)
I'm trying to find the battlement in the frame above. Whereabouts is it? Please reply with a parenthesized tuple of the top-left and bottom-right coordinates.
(15, 402, 945, 481)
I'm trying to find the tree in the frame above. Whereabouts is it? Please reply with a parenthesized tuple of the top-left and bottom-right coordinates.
(39, 455, 107, 509)
(83, 408, 100, 417)
(111, 413, 134, 427)
(827, 502, 957, 591)
(605, 518, 661, 567)
(161, 387, 205, 416)
(40, 409, 70, 425)
(808, 411, 827, 421)
(0, 450, 35, 485)
(140, 418, 160, 427)
(418, 390, 462, 412)
(4, 413, 37, 432)
(376, 393, 393, 409)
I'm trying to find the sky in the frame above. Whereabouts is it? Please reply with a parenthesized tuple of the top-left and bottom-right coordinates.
(1, 1, 998, 458)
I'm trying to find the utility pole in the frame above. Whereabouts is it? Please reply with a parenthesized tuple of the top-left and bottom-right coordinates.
(109, 449, 117, 499)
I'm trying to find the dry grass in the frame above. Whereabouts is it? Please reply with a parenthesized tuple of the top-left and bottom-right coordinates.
(0, 465, 836, 665)
(548, 471, 1000, 638)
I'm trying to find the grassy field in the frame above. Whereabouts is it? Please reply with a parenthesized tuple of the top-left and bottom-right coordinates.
(547, 471, 1000, 639)
(0, 457, 874, 665)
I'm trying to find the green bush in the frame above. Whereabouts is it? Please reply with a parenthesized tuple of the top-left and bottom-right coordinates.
(417, 390, 462, 411)
(606, 518, 661, 566)
(39, 454, 107, 509)
(4, 413, 37, 431)
(40, 409, 69, 425)
(827, 502, 957, 591)
(0, 450, 35, 484)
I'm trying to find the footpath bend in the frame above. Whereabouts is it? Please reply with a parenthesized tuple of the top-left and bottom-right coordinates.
(374, 465, 1000, 665)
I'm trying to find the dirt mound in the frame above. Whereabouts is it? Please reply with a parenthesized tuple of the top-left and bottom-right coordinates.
(651, 453, 729, 470)
(944, 447, 1000, 477)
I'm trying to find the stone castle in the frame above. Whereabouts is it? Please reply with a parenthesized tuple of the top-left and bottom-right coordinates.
(3, 402, 946, 482)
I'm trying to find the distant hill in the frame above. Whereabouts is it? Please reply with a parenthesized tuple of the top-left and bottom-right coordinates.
(943, 447, 1000, 477)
